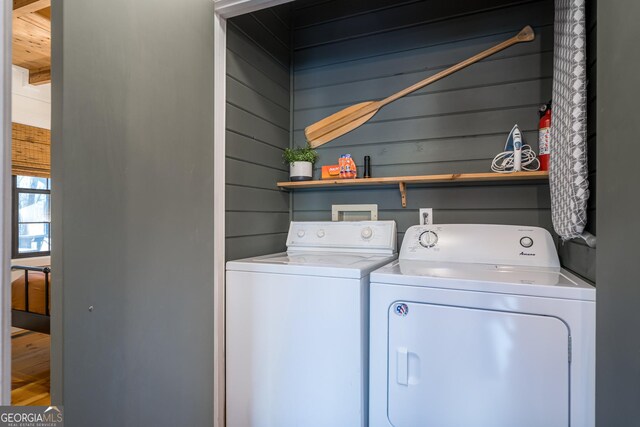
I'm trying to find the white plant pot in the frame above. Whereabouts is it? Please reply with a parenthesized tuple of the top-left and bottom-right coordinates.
(289, 161, 313, 181)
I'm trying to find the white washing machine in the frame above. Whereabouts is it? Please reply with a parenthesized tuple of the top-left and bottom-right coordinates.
(369, 224, 595, 427)
(226, 220, 397, 427)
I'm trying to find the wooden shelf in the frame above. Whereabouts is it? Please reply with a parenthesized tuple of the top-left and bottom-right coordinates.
(277, 171, 549, 208)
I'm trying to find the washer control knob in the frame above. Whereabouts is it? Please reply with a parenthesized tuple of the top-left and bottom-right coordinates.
(520, 236, 534, 248)
(297, 230, 305, 238)
(317, 229, 325, 238)
(361, 227, 373, 239)
(419, 231, 439, 248)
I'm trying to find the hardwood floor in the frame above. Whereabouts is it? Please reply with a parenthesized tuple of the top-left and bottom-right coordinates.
(11, 328, 50, 406)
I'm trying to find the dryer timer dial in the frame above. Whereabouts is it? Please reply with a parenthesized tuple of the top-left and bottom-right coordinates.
(418, 231, 439, 248)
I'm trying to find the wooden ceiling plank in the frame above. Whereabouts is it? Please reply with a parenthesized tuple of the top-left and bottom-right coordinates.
(13, 15, 51, 44)
(12, 13, 51, 71)
(13, 0, 51, 18)
(28, 67, 50, 85)
(12, 1, 51, 83)
(18, 12, 51, 32)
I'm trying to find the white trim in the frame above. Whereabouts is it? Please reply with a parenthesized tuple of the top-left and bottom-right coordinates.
(214, 0, 293, 18)
(212, 11, 227, 427)
(0, 0, 11, 405)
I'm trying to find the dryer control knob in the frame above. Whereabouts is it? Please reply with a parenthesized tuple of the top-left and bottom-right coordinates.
(317, 229, 325, 238)
(361, 227, 373, 239)
(520, 236, 534, 248)
(297, 230, 305, 238)
(419, 231, 438, 248)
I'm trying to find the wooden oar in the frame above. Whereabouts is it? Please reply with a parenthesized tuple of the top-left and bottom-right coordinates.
(305, 25, 535, 148)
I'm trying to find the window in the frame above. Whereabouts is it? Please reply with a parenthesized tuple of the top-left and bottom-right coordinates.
(12, 175, 51, 258)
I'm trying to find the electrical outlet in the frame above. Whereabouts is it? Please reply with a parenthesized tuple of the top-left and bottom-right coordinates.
(419, 208, 433, 225)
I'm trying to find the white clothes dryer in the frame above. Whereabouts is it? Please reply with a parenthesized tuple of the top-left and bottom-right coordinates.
(226, 221, 397, 427)
(369, 224, 595, 427)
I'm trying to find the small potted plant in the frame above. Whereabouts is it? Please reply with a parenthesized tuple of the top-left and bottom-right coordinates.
(283, 145, 318, 181)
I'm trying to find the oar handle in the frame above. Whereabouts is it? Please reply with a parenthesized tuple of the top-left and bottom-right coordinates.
(380, 26, 535, 107)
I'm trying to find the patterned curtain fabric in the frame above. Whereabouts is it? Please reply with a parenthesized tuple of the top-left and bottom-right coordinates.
(551, 0, 590, 241)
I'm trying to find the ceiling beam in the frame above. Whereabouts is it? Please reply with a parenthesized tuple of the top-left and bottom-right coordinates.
(28, 67, 50, 85)
(13, 0, 50, 18)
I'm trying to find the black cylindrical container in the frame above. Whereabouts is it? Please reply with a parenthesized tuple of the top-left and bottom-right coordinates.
(364, 156, 371, 178)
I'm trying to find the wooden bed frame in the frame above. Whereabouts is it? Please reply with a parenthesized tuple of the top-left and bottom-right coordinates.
(11, 265, 50, 334)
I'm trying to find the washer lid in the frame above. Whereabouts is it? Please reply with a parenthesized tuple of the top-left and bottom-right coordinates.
(370, 260, 595, 301)
(227, 251, 398, 279)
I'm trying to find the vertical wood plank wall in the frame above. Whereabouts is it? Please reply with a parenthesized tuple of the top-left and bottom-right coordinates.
(226, 6, 292, 260)
(290, 0, 596, 282)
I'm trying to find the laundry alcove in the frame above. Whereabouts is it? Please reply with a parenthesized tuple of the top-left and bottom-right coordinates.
(223, 0, 597, 283)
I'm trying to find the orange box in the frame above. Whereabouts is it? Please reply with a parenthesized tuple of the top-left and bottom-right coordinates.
(321, 165, 341, 179)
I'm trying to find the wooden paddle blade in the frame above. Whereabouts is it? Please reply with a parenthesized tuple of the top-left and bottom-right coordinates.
(308, 109, 378, 148)
(305, 101, 377, 147)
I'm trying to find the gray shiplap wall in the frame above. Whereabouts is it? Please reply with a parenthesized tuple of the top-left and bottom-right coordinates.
(226, 6, 291, 260)
(291, 0, 558, 256)
(557, 0, 597, 282)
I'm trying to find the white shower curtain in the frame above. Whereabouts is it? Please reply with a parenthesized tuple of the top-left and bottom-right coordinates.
(551, 0, 590, 241)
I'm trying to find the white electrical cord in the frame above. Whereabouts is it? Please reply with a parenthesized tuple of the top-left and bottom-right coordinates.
(491, 144, 540, 173)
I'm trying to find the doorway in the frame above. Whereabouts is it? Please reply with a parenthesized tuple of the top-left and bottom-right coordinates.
(5, 0, 53, 406)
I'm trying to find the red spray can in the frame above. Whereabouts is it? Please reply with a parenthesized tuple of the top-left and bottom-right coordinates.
(538, 101, 551, 171)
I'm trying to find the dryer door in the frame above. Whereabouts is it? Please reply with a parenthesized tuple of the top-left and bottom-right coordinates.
(388, 302, 570, 427)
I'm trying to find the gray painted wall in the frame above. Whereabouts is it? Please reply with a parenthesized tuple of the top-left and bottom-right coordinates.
(596, 0, 640, 423)
(291, 0, 556, 252)
(226, 6, 291, 261)
(51, 0, 215, 425)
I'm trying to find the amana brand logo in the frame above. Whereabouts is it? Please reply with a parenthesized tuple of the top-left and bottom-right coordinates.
(520, 251, 536, 256)
(0, 405, 63, 427)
